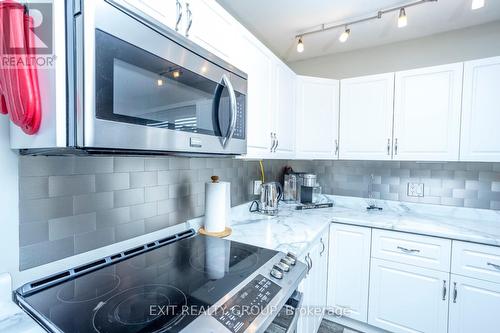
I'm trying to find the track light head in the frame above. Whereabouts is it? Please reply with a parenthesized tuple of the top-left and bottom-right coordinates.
(339, 28, 350, 43)
(398, 8, 408, 28)
(297, 37, 304, 53)
(471, 0, 485, 10)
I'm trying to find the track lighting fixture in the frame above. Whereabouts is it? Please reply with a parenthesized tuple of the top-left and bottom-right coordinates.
(296, 37, 304, 53)
(398, 8, 408, 27)
(471, 0, 485, 10)
(294, 0, 438, 51)
(339, 28, 350, 43)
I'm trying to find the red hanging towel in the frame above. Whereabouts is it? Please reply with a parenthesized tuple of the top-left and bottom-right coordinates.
(0, 0, 42, 135)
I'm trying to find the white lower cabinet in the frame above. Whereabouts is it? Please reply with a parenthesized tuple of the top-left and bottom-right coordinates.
(297, 230, 329, 333)
(448, 274, 500, 333)
(368, 258, 450, 333)
(327, 224, 371, 322)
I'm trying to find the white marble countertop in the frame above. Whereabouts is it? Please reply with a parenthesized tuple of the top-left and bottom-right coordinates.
(4, 196, 500, 333)
(190, 195, 500, 258)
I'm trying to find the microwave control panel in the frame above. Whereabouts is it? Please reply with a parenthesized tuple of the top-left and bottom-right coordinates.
(232, 98, 245, 140)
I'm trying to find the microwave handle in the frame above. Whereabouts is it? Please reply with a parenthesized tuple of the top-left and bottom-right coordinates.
(220, 74, 237, 148)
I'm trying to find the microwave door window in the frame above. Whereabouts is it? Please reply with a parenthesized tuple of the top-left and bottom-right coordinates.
(95, 30, 224, 139)
(112, 59, 216, 135)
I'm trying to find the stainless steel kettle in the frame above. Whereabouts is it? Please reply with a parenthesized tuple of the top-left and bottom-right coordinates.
(249, 182, 283, 215)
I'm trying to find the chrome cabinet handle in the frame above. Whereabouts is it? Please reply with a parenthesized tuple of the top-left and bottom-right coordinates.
(308, 253, 313, 271)
(387, 138, 391, 155)
(335, 139, 339, 156)
(305, 254, 311, 274)
(175, 0, 183, 32)
(487, 262, 500, 271)
(397, 246, 420, 254)
(270, 133, 275, 152)
(320, 238, 325, 256)
(273, 133, 279, 152)
(185, 2, 193, 37)
(395, 138, 398, 155)
(453, 282, 458, 303)
(442, 280, 447, 301)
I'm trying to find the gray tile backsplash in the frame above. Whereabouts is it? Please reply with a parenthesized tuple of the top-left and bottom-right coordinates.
(18, 156, 500, 270)
(19, 156, 263, 270)
(281, 160, 500, 210)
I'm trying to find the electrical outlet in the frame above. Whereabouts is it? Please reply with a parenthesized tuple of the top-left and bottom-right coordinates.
(253, 180, 262, 195)
(407, 182, 424, 197)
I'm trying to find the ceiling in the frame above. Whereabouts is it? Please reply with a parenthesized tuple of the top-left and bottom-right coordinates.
(215, 0, 500, 62)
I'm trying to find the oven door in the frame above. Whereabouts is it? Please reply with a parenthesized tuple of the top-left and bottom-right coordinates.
(265, 291, 304, 333)
(77, 0, 247, 155)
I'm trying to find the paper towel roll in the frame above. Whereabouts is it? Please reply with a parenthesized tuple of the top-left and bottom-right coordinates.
(204, 180, 231, 232)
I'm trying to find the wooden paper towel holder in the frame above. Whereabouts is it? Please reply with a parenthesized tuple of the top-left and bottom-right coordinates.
(198, 226, 232, 238)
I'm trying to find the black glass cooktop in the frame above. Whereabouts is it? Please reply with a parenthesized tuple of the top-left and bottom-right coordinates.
(17, 234, 278, 333)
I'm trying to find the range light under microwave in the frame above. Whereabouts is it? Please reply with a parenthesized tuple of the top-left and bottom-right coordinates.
(11, 0, 248, 156)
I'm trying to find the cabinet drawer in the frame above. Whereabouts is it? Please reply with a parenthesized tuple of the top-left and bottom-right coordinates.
(372, 229, 451, 272)
(452, 241, 500, 284)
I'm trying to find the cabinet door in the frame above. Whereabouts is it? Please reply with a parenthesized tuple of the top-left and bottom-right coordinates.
(449, 274, 500, 333)
(310, 232, 329, 332)
(239, 37, 274, 157)
(328, 224, 371, 322)
(297, 256, 314, 333)
(297, 235, 328, 333)
(273, 64, 296, 158)
(296, 76, 339, 160)
(393, 63, 463, 161)
(188, 0, 236, 63)
(460, 56, 500, 162)
(339, 73, 395, 160)
(122, 0, 178, 30)
(368, 258, 449, 333)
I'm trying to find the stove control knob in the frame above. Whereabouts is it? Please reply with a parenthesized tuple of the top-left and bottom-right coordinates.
(270, 265, 284, 279)
(278, 260, 290, 272)
(280, 257, 293, 268)
(286, 252, 297, 266)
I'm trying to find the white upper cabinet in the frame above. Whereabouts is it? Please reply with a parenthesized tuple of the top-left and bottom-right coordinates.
(273, 64, 296, 158)
(393, 63, 463, 161)
(121, 0, 179, 30)
(296, 76, 339, 160)
(460, 56, 500, 162)
(187, 0, 236, 63)
(238, 36, 275, 158)
(339, 73, 395, 160)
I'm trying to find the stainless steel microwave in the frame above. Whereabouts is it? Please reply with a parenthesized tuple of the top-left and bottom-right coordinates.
(11, 0, 247, 156)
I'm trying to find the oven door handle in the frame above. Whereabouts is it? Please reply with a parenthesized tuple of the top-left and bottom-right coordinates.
(220, 74, 237, 148)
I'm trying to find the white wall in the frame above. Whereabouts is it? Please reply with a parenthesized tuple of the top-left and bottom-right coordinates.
(0, 118, 20, 283)
(289, 21, 500, 79)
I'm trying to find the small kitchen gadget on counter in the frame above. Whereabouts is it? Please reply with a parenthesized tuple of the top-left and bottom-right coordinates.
(299, 174, 323, 204)
(249, 181, 283, 215)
